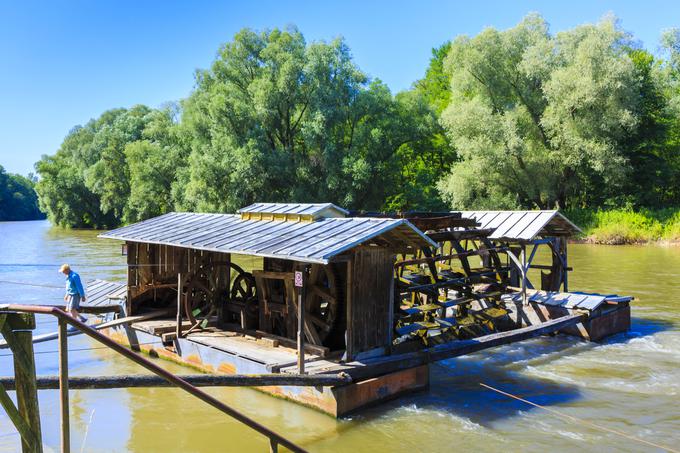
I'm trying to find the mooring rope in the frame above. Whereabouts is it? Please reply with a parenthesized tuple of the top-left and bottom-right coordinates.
(479, 382, 680, 453)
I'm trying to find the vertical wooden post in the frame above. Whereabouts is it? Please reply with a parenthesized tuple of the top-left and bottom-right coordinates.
(562, 238, 569, 292)
(58, 319, 70, 453)
(176, 273, 182, 338)
(296, 290, 305, 374)
(269, 438, 278, 453)
(8, 313, 42, 453)
(295, 267, 307, 375)
(521, 244, 528, 306)
(386, 259, 395, 354)
(345, 259, 353, 361)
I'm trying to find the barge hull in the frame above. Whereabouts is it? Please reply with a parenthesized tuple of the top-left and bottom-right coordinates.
(102, 325, 430, 417)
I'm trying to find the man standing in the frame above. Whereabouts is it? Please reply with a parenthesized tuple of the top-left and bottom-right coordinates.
(60, 264, 86, 318)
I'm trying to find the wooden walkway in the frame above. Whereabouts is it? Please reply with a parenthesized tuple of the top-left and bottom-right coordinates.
(80, 279, 126, 312)
(501, 288, 633, 311)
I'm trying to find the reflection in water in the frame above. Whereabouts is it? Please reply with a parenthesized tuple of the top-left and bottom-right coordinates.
(0, 221, 679, 452)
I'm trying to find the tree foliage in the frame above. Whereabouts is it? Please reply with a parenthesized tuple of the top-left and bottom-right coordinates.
(438, 14, 645, 209)
(180, 26, 434, 213)
(35, 106, 181, 227)
(0, 166, 43, 221)
(32, 19, 680, 227)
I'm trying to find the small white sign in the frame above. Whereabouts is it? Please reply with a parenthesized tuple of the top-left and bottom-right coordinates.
(294, 271, 303, 288)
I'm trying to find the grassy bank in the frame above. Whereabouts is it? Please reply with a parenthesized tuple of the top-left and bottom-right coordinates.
(564, 208, 680, 244)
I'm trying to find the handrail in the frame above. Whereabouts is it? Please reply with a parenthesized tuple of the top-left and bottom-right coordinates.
(0, 304, 306, 453)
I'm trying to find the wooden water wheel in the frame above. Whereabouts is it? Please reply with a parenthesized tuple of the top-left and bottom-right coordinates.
(302, 263, 343, 345)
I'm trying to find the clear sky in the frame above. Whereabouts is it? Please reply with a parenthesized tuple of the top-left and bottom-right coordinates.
(1, 0, 678, 176)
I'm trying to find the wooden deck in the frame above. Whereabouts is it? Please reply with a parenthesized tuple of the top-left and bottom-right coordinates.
(80, 279, 126, 311)
(501, 288, 633, 311)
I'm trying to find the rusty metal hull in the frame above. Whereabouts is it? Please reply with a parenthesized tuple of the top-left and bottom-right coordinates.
(101, 325, 429, 417)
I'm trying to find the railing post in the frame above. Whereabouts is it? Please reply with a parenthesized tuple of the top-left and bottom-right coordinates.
(269, 438, 278, 453)
(58, 318, 70, 453)
(5, 313, 42, 453)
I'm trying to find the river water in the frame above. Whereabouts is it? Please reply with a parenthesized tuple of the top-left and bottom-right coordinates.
(0, 220, 678, 452)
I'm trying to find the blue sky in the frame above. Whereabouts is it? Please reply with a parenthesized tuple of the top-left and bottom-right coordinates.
(1, 0, 678, 176)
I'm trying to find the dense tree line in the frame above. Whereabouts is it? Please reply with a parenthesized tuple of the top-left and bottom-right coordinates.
(437, 14, 680, 210)
(34, 16, 680, 228)
(0, 166, 43, 221)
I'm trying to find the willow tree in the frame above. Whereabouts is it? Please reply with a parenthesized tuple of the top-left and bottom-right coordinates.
(437, 14, 642, 209)
(180, 26, 427, 212)
(36, 106, 180, 227)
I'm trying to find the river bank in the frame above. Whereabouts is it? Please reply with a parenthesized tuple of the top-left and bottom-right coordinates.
(565, 208, 680, 245)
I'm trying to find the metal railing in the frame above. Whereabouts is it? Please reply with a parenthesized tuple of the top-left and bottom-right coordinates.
(0, 304, 306, 453)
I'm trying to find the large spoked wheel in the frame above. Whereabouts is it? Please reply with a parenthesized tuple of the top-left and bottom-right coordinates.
(229, 268, 258, 318)
(184, 270, 216, 330)
(302, 263, 342, 345)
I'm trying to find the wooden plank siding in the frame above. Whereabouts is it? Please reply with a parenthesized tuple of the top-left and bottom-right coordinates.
(346, 247, 395, 359)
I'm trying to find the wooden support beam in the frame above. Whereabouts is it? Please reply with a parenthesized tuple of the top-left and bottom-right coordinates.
(0, 313, 42, 453)
(0, 383, 39, 450)
(0, 373, 352, 390)
(176, 273, 182, 339)
(58, 319, 70, 453)
(254, 330, 329, 357)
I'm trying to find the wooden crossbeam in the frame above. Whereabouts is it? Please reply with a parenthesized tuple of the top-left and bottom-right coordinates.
(0, 373, 352, 390)
(0, 383, 39, 449)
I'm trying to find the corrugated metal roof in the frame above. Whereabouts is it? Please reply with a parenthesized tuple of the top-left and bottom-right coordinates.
(98, 212, 437, 264)
(238, 203, 349, 217)
(458, 210, 581, 240)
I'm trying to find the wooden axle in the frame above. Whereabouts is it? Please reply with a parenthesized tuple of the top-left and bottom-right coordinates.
(0, 373, 352, 390)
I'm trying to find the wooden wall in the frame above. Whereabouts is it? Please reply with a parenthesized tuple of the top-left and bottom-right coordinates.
(125, 241, 231, 317)
(346, 247, 395, 359)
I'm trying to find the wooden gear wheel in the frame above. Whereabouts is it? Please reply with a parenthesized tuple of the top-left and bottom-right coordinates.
(183, 269, 217, 330)
(229, 264, 258, 318)
(183, 262, 258, 331)
(301, 263, 343, 346)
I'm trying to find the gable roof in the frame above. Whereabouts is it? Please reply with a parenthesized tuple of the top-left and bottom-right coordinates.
(98, 212, 436, 264)
(458, 210, 581, 241)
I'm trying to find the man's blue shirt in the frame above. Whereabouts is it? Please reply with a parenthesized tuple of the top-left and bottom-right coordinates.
(65, 271, 85, 297)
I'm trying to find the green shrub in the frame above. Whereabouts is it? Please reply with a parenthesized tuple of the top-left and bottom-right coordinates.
(563, 208, 680, 244)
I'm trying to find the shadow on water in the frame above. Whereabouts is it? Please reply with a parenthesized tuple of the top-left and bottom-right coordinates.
(348, 316, 676, 427)
(601, 316, 676, 345)
(348, 346, 584, 427)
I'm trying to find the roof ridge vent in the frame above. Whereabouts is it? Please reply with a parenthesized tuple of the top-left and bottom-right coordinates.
(238, 202, 349, 222)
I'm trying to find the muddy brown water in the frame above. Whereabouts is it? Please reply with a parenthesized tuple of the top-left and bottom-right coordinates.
(0, 220, 678, 452)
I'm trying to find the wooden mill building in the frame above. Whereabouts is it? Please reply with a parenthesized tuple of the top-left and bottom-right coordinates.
(91, 203, 631, 416)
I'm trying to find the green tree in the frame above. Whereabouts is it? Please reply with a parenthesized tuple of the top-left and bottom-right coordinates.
(35, 111, 124, 228)
(386, 42, 457, 211)
(36, 106, 180, 227)
(0, 166, 44, 221)
(438, 14, 642, 210)
(181, 26, 430, 212)
(125, 105, 187, 223)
